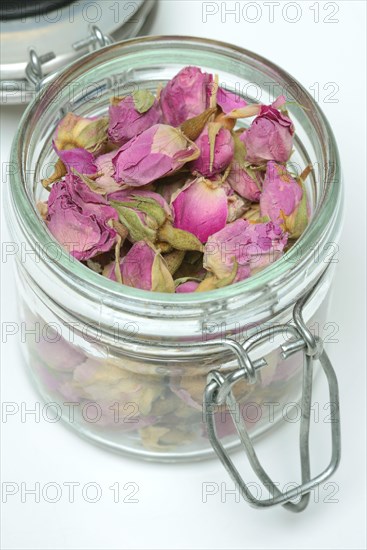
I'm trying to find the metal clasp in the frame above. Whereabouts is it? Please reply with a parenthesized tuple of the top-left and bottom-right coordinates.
(25, 49, 56, 87)
(25, 25, 113, 89)
(73, 25, 113, 52)
(204, 275, 341, 512)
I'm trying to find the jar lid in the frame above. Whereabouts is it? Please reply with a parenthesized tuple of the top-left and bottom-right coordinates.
(0, 0, 155, 104)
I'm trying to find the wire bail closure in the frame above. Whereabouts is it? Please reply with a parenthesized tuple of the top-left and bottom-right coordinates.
(25, 25, 112, 89)
(203, 274, 341, 512)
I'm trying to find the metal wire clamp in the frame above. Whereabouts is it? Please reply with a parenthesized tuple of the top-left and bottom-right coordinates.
(25, 26, 112, 88)
(203, 277, 341, 512)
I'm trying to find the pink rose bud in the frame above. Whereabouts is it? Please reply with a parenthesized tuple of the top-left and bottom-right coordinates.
(46, 174, 117, 261)
(109, 188, 173, 243)
(225, 95, 286, 120)
(223, 183, 250, 222)
(53, 113, 108, 173)
(172, 177, 228, 243)
(108, 91, 162, 145)
(227, 134, 263, 201)
(227, 162, 263, 202)
(216, 87, 248, 115)
(175, 280, 201, 293)
(111, 188, 203, 253)
(260, 161, 308, 239)
(113, 124, 200, 186)
(204, 218, 287, 281)
(55, 148, 97, 175)
(102, 259, 124, 282)
(242, 99, 294, 164)
(109, 188, 172, 218)
(189, 122, 234, 177)
(115, 206, 158, 243)
(160, 66, 213, 126)
(94, 151, 122, 193)
(54, 113, 108, 153)
(246, 221, 289, 274)
(122, 241, 175, 292)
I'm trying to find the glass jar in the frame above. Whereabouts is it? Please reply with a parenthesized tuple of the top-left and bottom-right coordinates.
(6, 37, 342, 465)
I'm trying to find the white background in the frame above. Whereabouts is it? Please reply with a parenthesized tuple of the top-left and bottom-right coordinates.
(1, 1, 366, 549)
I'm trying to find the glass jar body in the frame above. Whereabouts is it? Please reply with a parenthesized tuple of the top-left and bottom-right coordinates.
(7, 37, 342, 461)
(15, 259, 335, 460)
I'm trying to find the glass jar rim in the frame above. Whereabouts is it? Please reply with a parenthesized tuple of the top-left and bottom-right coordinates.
(9, 35, 341, 309)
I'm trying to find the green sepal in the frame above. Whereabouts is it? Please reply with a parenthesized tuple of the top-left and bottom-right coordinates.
(77, 117, 109, 153)
(158, 222, 204, 252)
(132, 90, 155, 113)
(110, 202, 156, 242)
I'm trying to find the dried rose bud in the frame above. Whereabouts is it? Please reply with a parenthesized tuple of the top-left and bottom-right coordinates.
(225, 95, 286, 120)
(226, 134, 263, 201)
(175, 279, 201, 293)
(223, 183, 251, 222)
(112, 203, 157, 243)
(54, 147, 97, 175)
(67, 172, 114, 213)
(241, 98, 294, 164)
(93, 151, 122, 193)
(204, 218, 287, 281)
(260, 161, 308, 239)
(247, 221, 288, 275)
(110, 190, 170, 243)
(102, 259, 123, 282)
(113, 124, 200, 186)
(227, 163, 263, 202)
(172, 177, 228, 243)
(108, 91, 162, 145)
(122, 241, 175, 292)
(111, 189, 203, 252)
(160, 66, 213, 126)
(54, 113, 108, 153)
(158, 222, 204, 252)
(46, 174, 117, 261)
(216, 87, 248, 115)
(53, 113, 108, 173)
(189, 122, 234, 178)
(109, 188, 172, 220)
(203, 221, 250, 282)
